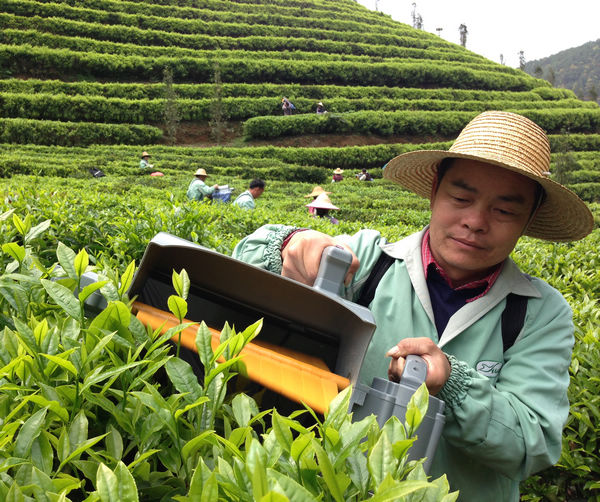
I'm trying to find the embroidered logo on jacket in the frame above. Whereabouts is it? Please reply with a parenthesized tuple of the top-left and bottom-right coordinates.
(476, 361, 502, 377)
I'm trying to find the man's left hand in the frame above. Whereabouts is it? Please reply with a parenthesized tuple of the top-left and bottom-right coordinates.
(386, 337, 451, 395)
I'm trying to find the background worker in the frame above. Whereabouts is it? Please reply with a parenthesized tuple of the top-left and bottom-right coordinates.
(139, 152, 154, 170)
(304, 186, 331, 215)
(306, 192, 339, 225)
(186, 168, 218, 201)
(233, 178, 266, 210)
(332, 168, 344, 182)
(231, 111, 594, 501)
(316, 102, 327, 114)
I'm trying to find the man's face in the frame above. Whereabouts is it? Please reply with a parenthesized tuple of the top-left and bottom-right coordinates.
(428, 159, 538, 285)
(251, 187, 264, 199)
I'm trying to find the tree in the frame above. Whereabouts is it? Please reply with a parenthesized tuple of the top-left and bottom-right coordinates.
(518, 51, 526, 71)
(415, 13, 423, 29)
(162, 67, 180, 146)
(546, 66, 556, 86)
(500, 54, 504, 65)
(411, 3, 423, 29)
(209, 60, 228, 144)
(534, 65, 543, 78)
(587, 84, 598, 103)
(459, 24, 468, 47)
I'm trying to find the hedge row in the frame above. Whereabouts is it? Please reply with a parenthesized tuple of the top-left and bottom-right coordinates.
(0, 152, 329, 183)
(1, 45, 538, 90)
(2, 92, 595, 124)
(2, 0, 450, 48)
(0, 78, 563, 101)
(2, 135, 599, 170)
(0, 118, 163, 146)
(1, 28, 491, 66)
(568, 182, 600, 202)
(37, 0, 406, 31)
(0, 13, 475, 60)
(28, 0, 426, 41)
(243, 109, 600, 139)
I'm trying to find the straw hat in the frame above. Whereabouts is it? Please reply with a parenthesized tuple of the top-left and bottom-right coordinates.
(194, 168, 208, 177)
(307, 193, 339, 210)
(305, 186, 332, 198)
(318, 102, 324, 106)
(383, 111, 593, 241)
(141, 151, 150, 158)
(333, 168, 344, 174)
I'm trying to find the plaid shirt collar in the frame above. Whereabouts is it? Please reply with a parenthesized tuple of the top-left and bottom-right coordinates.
(421, 228, 503, 302)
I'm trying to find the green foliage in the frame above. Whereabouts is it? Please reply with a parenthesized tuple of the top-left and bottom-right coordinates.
(0, 217, 456, 500)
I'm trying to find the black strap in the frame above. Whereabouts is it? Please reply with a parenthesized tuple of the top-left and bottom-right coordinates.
(501, 293, 528, 351)
(356, 252, 395, 307)
(356, 252, 528, 352)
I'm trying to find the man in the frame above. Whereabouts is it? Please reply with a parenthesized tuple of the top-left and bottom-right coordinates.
(231, 111, 593, 501)
(233, 179, 265, 210)
(139, 151, 154, 170)
(186, 168, 218, 201)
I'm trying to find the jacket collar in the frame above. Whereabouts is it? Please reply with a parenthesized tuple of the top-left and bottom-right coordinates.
(380, 227, 541, 344)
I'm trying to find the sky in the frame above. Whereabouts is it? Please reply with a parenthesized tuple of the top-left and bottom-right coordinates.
(356, 0, 600, 68)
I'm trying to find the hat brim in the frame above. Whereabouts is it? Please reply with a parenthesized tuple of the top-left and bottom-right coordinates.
(307, 201, 339, 210)
(305, 190, 332, 197)
(384, 150, 594, 242)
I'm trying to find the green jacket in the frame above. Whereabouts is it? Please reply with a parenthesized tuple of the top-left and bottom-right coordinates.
(186, 178, 215, 201)
(233, 190, 256, 210)
(232, 225, 573, 502)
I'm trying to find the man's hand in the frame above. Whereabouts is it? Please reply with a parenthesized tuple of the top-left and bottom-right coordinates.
(281, 230, 359, 286)
(386, 337, 451, 395)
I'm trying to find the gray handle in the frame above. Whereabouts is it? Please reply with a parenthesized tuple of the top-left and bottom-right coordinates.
(399, 355, 428, 390)
(313, 246, 352, 296)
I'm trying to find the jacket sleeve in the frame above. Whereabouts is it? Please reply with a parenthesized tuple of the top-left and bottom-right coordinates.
(231, 224, 297, 274)
(231, 225, 385, 282)
(438, 281, 573, 480)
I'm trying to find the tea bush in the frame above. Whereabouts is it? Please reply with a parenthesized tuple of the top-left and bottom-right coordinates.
(0, 210, 457, 500)
(0, 174, 598, 500)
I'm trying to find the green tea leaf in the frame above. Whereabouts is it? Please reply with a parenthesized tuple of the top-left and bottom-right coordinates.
(24, 219, 51, 244)
(181, 430, 216, 461)
(114, 461, 139, 502)
(74, 249, 89, 278)
(56, 242, 77, 281)
(41, 279, 81, 320)
(118, 260, 136, 297)
(312, 439, 345, 502)
(368, 431, 394, 488)
(96, 463, 118, 502)
(31, 433, 54, 474)
(267, 469, 317, 502)
(172, 269, 183, 298)
(165, 357, 203, 402)
(79, 280, 109, 303)
(246, 439, 268, 501)
(167, 295, 187, 321)
(105, 425, 123, 461)
(14, 407, 48, 458)
(12, 213, 28, 235)
(2, 242, 26, 263)
(41, 353, 78, 377)
(69, 410, 89, 449)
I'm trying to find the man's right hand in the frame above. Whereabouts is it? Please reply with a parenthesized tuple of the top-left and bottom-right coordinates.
(281, 230, 359, 286)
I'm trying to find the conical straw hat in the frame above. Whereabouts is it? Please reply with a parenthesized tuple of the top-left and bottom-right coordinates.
(305, 186, 332, 197)
(383, 111, 593, 241)
(306, 193, 339, 210)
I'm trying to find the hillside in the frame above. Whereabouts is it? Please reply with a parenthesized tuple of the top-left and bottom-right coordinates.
(524, 39, 600, 103)
(1, 0, 600, 200)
